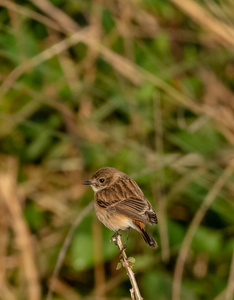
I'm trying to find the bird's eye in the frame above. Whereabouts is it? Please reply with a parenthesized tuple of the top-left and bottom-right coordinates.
(99, 178, 105, 183)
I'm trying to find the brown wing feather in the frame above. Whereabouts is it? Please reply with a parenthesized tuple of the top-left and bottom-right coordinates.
(109, 197, 157, 225)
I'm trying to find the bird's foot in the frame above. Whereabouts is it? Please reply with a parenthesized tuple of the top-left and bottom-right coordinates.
(110, 231, 121, 244)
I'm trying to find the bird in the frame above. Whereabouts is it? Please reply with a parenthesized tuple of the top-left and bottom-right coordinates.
(82, 167, 158, 248)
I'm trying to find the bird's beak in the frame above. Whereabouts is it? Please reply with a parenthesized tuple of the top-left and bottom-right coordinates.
(82, 180, 92, 185)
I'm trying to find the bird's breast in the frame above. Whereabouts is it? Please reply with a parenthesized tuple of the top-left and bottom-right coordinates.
(94, 201, 130, 231)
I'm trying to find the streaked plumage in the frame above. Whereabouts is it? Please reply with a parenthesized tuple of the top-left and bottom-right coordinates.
(82, 167, 158, 248)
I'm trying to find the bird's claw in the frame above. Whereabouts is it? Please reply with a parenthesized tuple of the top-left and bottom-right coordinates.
(110, 231, 121, 244)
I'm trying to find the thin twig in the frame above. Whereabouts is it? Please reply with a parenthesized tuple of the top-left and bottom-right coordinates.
(111, 233, 143, 300)
(172, 163, 233, 300)
(47, 201, 93, 300)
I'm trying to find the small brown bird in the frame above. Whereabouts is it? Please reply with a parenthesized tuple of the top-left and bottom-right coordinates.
(82, 167, 158, 248)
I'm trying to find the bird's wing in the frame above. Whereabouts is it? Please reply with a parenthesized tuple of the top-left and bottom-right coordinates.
(96, 197, 119, 208)
(108, 197, 157, 225)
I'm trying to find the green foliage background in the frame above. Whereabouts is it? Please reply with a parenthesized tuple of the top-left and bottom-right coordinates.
(0, 0, 234, 299)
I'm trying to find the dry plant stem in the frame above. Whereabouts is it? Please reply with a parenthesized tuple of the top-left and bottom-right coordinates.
(0, 0, 61, 32)
(30, 0, 79, 33)
(0, 157, 41, 300)
(225, 249, 234, 300)
(153, 94, 170, 262)
(1, 26, 199, 116)
(50, 278, 82, 300)
(171, 0, 234, 49)
(214, 248, 234, 300)
(0, 202, 16, 300)
(172, 163, 233, 300)
(111, 233, 143, 300)
(47, 202, 93, 300)
(3, 23, 227, 130)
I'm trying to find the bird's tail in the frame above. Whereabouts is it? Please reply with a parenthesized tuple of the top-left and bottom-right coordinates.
(140, 228, 158, 248)
(133, 220, 158, 248)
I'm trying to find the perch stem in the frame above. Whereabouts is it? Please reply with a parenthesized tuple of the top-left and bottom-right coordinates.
(111, 233, 143, 300)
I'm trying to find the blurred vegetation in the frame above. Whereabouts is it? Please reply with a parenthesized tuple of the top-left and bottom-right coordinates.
(0, 0, 234, 300)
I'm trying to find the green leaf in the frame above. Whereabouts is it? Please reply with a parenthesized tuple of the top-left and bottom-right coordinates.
(116, 261, 123, 270)
(128, 257, 136, 264)
(128, 257, 136, 269)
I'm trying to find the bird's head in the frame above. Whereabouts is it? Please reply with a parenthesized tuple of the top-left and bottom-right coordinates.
(82, 167, 124, 192)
